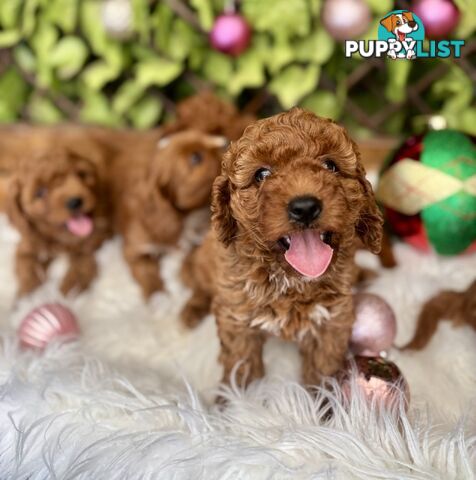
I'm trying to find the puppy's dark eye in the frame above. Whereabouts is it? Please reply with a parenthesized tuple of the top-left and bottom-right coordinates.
(322, 159, 339, 173)
(254, 167, 271, 183)
(35, 187, 47, 199)
(396, 20, 401, 25)
(190, 152, 203, 166)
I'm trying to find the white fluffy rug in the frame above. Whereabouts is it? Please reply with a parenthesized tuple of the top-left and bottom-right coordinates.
(0, 210, 475, 479)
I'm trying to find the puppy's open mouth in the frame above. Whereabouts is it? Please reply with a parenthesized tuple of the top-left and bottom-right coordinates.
(278, 230, 333, 279)
(397, 30, 406, 41)
(66, 214, 94, 238)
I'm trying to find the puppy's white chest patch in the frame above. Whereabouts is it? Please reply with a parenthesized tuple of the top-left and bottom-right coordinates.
(250, 303, 331, 340)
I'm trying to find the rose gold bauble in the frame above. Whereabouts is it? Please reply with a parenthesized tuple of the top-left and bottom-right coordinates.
(18, 303, 80, 350)
(342, 356, 410, 409)
(322, 0, 371, 41)
(350, 293, 397, 356)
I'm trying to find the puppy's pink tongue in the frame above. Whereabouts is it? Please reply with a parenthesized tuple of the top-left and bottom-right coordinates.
(66, 215, 93, 237)
(284, 230, 333, 278)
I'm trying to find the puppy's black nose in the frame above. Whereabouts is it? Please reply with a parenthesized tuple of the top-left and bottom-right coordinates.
(408, 20, 416, 27)
(66, 197, 83, 211)
(288, 195, 322, 225)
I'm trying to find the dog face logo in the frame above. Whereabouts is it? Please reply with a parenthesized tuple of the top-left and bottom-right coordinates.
(378, 10, 425, 59)
(380, 12, 418, 42)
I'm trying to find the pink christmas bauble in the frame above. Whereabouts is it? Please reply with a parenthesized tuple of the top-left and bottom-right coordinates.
(350, 293, 397, 356)
(341, 356, 410, 410)
(209, 13, 251, 56)
(412, 0, 460, 39)
(322, 0, 371, 41)
(18, 303, 80, 350)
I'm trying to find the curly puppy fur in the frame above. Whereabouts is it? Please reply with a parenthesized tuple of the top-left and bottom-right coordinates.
(7, 131, 113, 296)
(113, 129, 227, 298)
(181, 109, 383, 388)
(402, 279, 476, 350)
(163, 91, 255, 141)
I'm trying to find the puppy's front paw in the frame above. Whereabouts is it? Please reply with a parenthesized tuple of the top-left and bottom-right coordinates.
(406, 49, 416, 59)
(387, 50, 397, 60)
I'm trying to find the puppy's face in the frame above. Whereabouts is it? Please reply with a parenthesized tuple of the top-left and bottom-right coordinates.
(152, 130, 227, 211)
(9, 149, 102, 239)
(212, 109, 383, 280)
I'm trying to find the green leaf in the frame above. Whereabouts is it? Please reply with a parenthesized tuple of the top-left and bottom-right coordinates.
(79, 88, 122, 127)
(384, 59, 412, 103)
(128, 95, 163, 129)
(364, 0, 392, 15)
(294, 27, 335, 65)
(301, 91, 341, 119)
(270, 64, 320, 108)
(82, 60, 121, 90)
(13, 45, 37, 73)
(432, 65, 472, 113)
(43, 0, 78, 33)
(153, 3, 174, 52)
(266, 36, 294, 74)
(132, 0, 149, 42)
(0, 0, 22, 29)
(202, 51, 233, 86)
(453, 0, 476, 37)
(135, 57, 183, 87)
(0, 29, 21, 47)
(190, 0, 214, 30)
(81, 0, 125, 68)
(22, 0, 41, 36)
(167, 19, 203, 61)
(242, 0, 310, 38)
(28, 94, 64, 124)
(49, 36, 88, 79)
(0, 67, 29, 119)
(30, 22, 59, 87)
(112, 79, 146, 115)
(228, 48, 265, 95)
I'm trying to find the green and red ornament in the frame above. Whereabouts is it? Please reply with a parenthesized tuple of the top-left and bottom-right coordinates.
(377, 130, 476, 255)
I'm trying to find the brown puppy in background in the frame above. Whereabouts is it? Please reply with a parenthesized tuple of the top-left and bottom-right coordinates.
(402, 279, 476, 350)
(163, 90, 255, 141)
(181, 109, 383, 388)
(7, 130, 113, 296)
(113, 129, 227, 298)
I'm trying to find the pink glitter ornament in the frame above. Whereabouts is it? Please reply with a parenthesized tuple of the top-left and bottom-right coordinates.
(18, 303, 80, 350)
(412, 0, 460, 39)
(341, 356, 410, 409)
(209, 13, 251, 56)
(350, 293, 397, 356)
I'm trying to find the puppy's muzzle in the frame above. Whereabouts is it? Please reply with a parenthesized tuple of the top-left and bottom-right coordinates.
(66, 196, 84, 211)
(288, 195, 322, 226)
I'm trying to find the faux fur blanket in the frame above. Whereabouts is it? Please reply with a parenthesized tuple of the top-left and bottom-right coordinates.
(0, 212, 475, 479)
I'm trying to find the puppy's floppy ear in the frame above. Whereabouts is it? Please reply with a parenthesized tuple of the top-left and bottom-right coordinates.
(6, 175, 30, 234)
(354, 161, 384, 255)
(380, 14, 395, 32)
(403, 11, 414, 22)
(211, 174, 237, 246)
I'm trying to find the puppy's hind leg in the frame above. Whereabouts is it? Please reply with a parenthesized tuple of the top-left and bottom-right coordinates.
(180, 247, 211, 328)
(121, 221, 165, 299)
